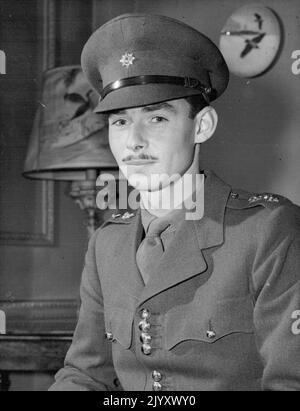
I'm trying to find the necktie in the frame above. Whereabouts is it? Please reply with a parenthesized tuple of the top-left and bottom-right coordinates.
(136, 216, 171, 284)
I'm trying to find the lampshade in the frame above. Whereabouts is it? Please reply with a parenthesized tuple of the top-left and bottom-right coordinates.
(23, 65, 117, 181)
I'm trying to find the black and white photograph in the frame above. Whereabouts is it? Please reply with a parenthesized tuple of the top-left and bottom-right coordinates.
(0, 0, 299, 392)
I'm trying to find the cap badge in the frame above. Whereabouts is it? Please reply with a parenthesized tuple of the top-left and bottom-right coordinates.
(120, 52, 136, 68)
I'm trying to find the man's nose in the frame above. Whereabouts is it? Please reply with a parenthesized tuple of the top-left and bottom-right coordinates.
(126, 123, 146, 151)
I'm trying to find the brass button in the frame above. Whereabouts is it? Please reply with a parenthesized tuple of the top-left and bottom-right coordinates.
(152, 381, 162, 391)
(141, 308, 151, 320)
(206, 330, 216, 339)
(105, 332, 114, 341)
(152, 370, 162, 382)
(141, 343, 152, 355)
(138, 319, 151, 332)
(140, 332, 152, 344)
(230, 192, 239, 199)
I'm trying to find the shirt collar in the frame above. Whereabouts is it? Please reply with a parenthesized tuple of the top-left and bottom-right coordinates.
(141, 206, 185, 234)
(141, 173, 204, 234)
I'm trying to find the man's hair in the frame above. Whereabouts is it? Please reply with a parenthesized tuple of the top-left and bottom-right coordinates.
(104, 94, 209, 121)
(185, 94, 208, 119)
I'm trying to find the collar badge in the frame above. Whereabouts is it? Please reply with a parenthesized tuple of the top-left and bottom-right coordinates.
(120, 52, 135, 68)
(122, 212, 135, 220)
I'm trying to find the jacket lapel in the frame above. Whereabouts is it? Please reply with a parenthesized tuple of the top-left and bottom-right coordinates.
(102, 209, 145, 303)
(137, 170, 232, 306)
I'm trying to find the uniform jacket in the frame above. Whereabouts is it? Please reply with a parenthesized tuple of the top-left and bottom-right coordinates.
(50, 170, 300, 391)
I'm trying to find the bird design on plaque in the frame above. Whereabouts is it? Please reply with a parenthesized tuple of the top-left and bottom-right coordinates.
(219, 4, 282, 78)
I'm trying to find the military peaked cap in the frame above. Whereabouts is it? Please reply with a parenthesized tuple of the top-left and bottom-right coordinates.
(81, 13, 229, 113)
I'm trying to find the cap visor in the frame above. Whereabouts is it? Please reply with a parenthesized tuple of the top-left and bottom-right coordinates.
(93, 83, 208, 113)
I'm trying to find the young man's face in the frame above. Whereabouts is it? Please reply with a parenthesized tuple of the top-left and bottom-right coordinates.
(108, 98, 196, 191)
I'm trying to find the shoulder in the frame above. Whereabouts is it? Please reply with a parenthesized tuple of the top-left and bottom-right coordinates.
(227, 188, 294, 211)
(92, 210, 137, 237)
(226, 188, 300, 236)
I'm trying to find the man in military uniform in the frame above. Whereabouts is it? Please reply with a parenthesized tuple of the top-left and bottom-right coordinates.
(50, 14, 300, 391)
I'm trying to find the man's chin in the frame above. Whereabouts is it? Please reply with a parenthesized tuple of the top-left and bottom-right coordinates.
(127, 173, 170, 192)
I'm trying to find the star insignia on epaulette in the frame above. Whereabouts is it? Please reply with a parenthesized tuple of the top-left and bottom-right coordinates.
(248, 193, 280, 204)
(120, 52, 135, 68)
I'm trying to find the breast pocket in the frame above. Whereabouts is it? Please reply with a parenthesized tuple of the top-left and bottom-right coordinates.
(164, 296, 261, 391)
(165, 296, 255, 349)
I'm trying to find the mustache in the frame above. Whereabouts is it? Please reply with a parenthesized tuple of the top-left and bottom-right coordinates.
(122, 153, 158, 162)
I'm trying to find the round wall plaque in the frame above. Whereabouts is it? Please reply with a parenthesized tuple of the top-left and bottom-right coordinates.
(219, 4, 281, 78)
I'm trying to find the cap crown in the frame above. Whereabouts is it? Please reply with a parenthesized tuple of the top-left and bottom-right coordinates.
(81, 14, 229, 112)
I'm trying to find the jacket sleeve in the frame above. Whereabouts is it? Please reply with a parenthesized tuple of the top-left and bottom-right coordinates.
(49, 230, 119, 391)
(252, 204, 300, 391)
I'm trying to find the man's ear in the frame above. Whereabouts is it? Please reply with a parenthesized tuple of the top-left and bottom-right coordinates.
(193, 106, 218, 144)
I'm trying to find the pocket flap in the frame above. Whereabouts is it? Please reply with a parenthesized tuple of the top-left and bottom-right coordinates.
(166, 296, 254, 349)
(105, 307, 133, 349)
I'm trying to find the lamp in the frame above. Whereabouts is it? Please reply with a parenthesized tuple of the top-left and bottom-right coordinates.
(23, 65, 118, 237)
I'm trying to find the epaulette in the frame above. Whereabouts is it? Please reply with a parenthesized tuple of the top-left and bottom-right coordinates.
(227, 189, 292, 210)
(98, 211, 137, 229)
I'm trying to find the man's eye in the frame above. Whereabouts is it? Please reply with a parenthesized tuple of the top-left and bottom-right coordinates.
(151, 116, 167, 123)
(111, 119, 127, 126)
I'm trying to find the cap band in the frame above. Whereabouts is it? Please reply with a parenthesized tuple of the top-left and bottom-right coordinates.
(99, 75, 211, 101)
